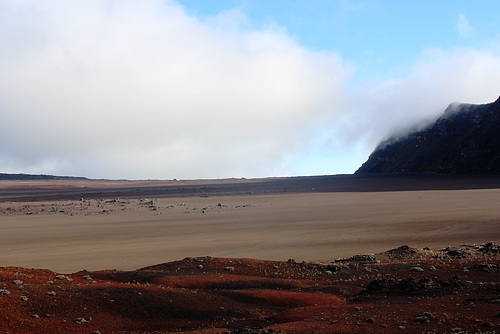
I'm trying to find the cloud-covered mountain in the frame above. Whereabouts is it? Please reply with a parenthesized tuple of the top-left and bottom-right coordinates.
(356, 96, 500, 174)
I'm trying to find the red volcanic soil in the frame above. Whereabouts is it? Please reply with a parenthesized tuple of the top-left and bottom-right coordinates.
(1, 243, 500, 333)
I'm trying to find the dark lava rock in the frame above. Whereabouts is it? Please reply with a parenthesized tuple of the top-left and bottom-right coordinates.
(480, 241, 500, 254)
(335, 254, 378, 264)
(443, 247, 470, 259)
(469, 263, 500, 273)
(415, 315, 430, 323)
(382, 245, 423, 260)
(356, 96, 500, 174)
(361, 277, 453, 295)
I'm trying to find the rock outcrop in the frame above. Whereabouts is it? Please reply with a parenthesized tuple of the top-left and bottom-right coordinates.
(357, 96, 500, 174)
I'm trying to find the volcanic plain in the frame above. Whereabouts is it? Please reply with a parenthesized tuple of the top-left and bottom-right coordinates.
(1, 174, 500, 333)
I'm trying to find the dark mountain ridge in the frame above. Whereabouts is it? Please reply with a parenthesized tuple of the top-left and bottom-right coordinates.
(357, 96, 500, 174)
(0, 173, 88, 181)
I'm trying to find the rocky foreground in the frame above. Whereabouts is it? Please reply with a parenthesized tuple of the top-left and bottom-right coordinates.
(1, 243, 500, 334)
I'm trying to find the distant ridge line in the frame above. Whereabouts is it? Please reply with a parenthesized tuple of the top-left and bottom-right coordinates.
(0, 173, 88, 181)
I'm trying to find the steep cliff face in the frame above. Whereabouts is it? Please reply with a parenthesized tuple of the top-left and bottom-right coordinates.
(356, 97, 500, 174)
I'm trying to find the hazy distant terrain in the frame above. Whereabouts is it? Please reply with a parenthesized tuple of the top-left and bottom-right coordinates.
(2, 171, 500, 333)
(1, 174, 500, 272)
(4, 173, 500, 202)
(1, 176, 500, 333)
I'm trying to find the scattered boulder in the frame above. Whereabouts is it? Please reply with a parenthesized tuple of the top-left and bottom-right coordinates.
(336, 254, 378, 264)
(323, 264, 340, 272)
(415, 312, 434, 323)
(469, 263, 500, 273)
(74, 317, 91, 324)
(415, 315, 430, 323)
(479, 241, 500, 254)
(440, 247, 470, 259)
(0, 289, 10, 296)
(421, 312, 434, 319)
(382, 245, 424, 260)
(361, 277, 444, 295)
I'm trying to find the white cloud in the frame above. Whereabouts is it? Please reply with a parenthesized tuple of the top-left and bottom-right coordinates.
(1, 1, 499, 179)
(457, 14, 473, 39)
(0, 0, 352, 179)
(324, 47, 500, 168)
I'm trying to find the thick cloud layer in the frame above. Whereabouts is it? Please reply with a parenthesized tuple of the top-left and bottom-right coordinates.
(341, 48, 500, 150)
(0, 0, 352, 179)
(1, 1, 499, 179)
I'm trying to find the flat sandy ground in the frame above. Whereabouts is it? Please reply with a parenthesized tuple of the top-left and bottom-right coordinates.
(1, 186, 500, 273)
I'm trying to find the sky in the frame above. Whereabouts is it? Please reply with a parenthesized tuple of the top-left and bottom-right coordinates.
(1, 0, 500, 180)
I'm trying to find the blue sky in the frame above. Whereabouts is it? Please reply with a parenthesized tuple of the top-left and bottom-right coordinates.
(0, 0, 500, 179)
(181, 1, 499, 80)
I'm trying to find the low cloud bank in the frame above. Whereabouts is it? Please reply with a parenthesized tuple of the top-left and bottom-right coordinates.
(0, 0, 499, 179)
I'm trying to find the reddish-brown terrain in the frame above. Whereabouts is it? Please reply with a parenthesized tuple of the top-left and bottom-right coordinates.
(1, 243, 500, 333)
(1, 174, 500, 333)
